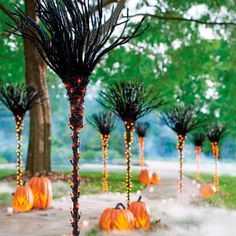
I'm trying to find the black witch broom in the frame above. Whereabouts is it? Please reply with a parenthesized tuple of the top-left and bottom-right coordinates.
(207, 123, 226, 192)
(135, 122, 150, 171)
(0, 82, 41, 186)
(87, 111, 117, 192)
(162, 104, 204, 194)
(192, 132, 205, 180)
(9, 1, 147, 234)
(98, 81, 165, 206)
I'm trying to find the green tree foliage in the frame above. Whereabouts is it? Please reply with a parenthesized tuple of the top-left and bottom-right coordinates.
(94, 0, 236, 140)
(1, 0, 236, 161)
(0, 0, 24, 83)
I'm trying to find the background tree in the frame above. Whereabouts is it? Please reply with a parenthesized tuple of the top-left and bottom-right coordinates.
(135, 121, 150, 171)
(98, 81, 165, 206)
(191, 132, 205, 180)
(207, 123, 227, 192)
(87, 111, 117, 191)
(10, 0, 145, 234)
(162, 104, 204, 194)
(0, 82, 41, 185)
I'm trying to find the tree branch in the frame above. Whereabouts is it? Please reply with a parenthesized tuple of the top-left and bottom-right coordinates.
(0, 31, 11, 37)
(102, 0, 117, 8)
(0, 1, 16, 21)
(101, 0, 128, 36)
(113, 0, 127, 18)
(128, 13, 236, 26)
(105, 0, 128, 25)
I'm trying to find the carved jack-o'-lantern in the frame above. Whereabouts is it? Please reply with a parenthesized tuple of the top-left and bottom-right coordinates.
(13, 184, 34, 212)
(29, 174, 52, 209)
(139, 169, 152, 185)
(199, 183, 216, 198)
(151, 172, 160, 185)
(128, 196, 151, 230)
(99, 203, 134, 231)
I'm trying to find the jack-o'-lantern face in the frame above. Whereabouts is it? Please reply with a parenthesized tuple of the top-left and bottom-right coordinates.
(13, 185, 33, 212)
(29, 175, 52, 209)
(99, 203, 134, 231)
(128, 196, 151, 230)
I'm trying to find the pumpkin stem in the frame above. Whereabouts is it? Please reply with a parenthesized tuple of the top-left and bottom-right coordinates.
(23, 181, 26, 186)
(38, 173, 43, 177)
(115, 203, 126, 210)
(137, 196, 142, 202)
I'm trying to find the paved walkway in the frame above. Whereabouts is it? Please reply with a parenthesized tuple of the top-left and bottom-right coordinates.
(0, 165, 236, 236)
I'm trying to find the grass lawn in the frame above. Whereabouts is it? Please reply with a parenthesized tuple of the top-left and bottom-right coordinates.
(60, 169, 145, 193)
(0, 169, 145, 203)
(85, 226, 99, 236)
(0, 169, 15, 204)
(54, 170, 145, 198)
(0, 169, 15, 180)
(188, 173, 236, 209)
(83, 170, 145, 194)
(0, 192, 12, 205)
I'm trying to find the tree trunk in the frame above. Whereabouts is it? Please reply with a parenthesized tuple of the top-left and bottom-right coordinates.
(24, 0, 51, 174)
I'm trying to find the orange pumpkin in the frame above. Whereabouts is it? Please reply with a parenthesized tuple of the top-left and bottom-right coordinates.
(29, 174, 52, 209)
(151, 172, 160, 185)
(128, 196, 151, 230)
(13, 184, 33, 212)
(139, 169, 152, 185)
(199, 183, 216, 198)
(99, 203, 134, 231)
